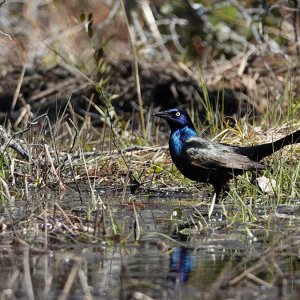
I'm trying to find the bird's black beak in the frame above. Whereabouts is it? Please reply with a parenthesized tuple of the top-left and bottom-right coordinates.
(153, 111, 169, 120)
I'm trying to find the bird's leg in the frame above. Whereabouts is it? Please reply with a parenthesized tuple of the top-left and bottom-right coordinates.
(250, 168, 264, 186)
(213, 183, 230, 204)
(250, 171, 257, 185)
(208, 184, 229, 220)
(208, 193, 217, 219)
(213, 186, 221, 204)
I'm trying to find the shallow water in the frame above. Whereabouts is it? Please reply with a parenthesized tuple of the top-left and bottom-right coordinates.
(0, 188, 300, 299)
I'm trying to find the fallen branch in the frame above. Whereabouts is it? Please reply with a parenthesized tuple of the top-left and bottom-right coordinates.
(0, 126, 31, 160)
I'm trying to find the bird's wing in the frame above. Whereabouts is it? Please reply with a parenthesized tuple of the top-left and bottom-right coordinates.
(185, 137, 264, 170)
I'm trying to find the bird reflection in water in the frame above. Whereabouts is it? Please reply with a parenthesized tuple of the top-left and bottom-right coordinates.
(170, 246, 196, 283)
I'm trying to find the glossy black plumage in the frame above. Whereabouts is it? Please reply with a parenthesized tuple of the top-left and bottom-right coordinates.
(154, 108, 300, 201)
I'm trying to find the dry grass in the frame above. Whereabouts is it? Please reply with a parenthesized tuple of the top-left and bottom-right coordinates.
(0, 2, 300, 298)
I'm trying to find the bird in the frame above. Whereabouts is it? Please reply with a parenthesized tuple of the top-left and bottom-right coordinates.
(153, 108, 300, 202)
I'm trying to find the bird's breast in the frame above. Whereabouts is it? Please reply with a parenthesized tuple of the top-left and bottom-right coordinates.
(169, 131, 184, 158)
(169, 127, 198, 158)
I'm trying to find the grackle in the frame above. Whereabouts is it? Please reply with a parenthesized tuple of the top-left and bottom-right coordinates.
(154, 108, 300, 201)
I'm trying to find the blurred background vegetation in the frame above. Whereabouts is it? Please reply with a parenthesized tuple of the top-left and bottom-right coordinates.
(0, 0, 299, 131)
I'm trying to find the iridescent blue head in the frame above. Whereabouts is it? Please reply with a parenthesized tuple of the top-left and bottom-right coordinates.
(153, 108, 196, 132)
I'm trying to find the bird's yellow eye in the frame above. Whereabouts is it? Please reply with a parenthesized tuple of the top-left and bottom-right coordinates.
(175, 112, 181, 117)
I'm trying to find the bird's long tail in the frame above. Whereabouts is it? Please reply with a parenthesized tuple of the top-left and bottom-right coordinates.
(238, 129, 300, 161)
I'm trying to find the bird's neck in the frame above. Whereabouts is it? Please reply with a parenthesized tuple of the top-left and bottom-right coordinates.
(171, 126, 198, 141)
(169, 126, 198, 156)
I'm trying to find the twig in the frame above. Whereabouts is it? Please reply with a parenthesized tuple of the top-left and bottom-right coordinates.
(0, 30, 12, 40)
(230, 0, 263, 44)
(0, 125, 31, 160)
(67, 154, 83, 203)
(28, 77, 83, 103)
(292, 0, 300, 56)
(246, 272, 273, 287)
(0, 177, 11, 205)
(14, 104, 32, 128)
(120, 0, 146, 139)
(96, 0, 121, 31)
(139, 0, 172, 61)
(44, 115, 60, 164)
(78, 268, 93, 300)
(58, 261, 79, 300)
(43, 42, 95, 85)
(67, 118, 78, 154)
(54, 203, 76, 233)
(23, 247, 35, 300)
(11, 64, 26, 112)
(44, 144, 66, 190)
